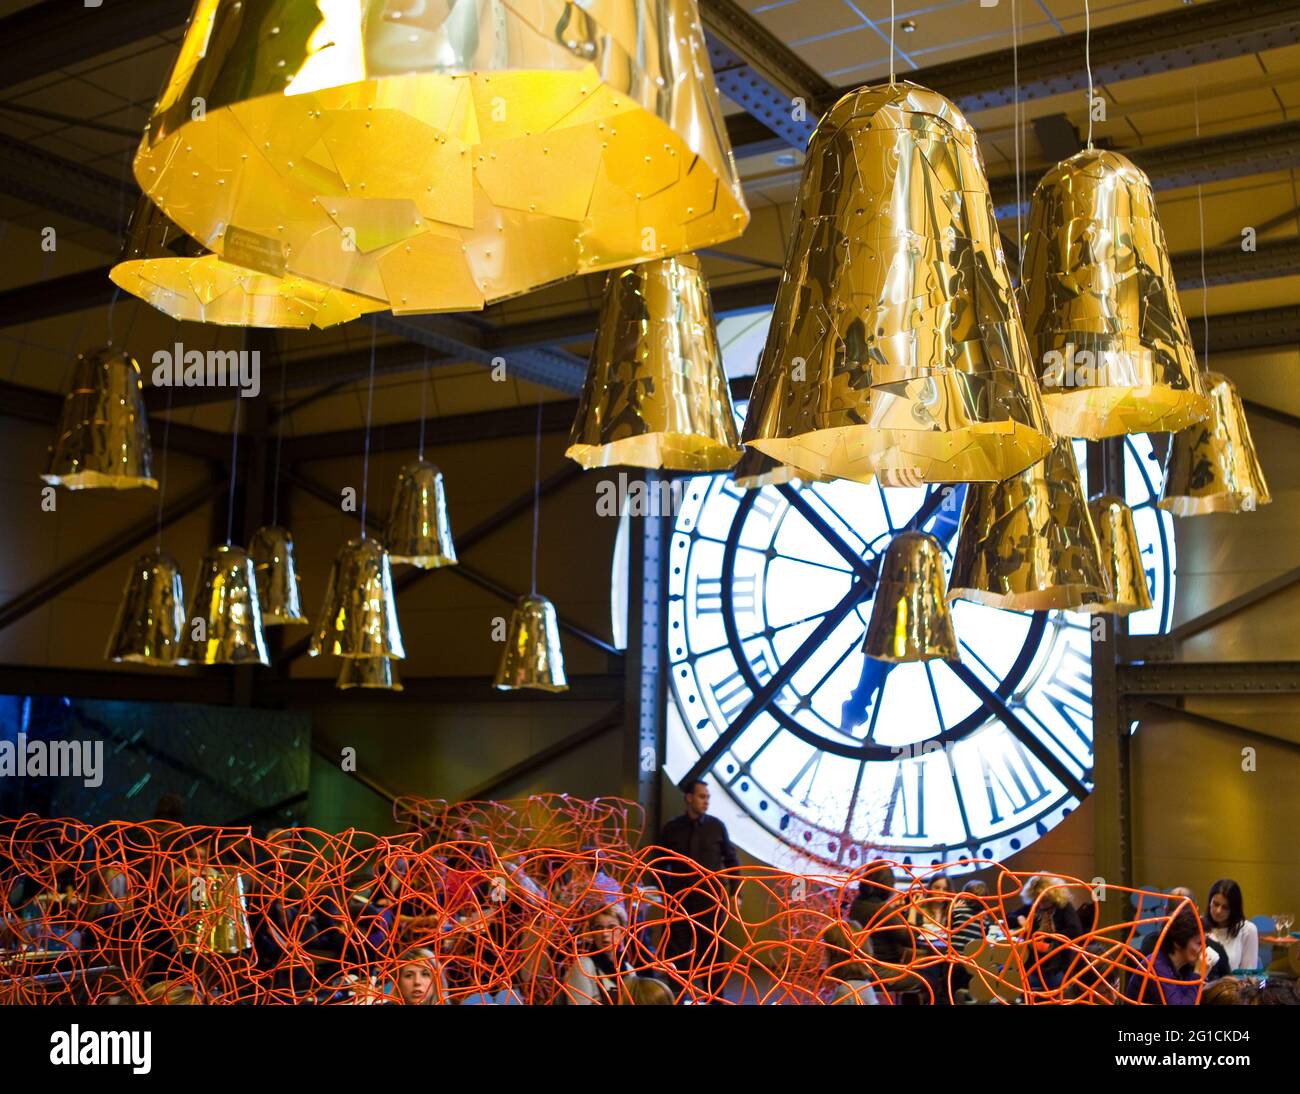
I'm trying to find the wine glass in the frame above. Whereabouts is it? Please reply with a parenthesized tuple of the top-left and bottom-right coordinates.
(1274, 912, 1294, 936)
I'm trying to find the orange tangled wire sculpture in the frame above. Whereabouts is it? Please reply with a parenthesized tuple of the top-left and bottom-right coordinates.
(0, 814, 1198, 1005)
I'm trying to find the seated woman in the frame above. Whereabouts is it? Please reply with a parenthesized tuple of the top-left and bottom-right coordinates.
(1125, 907, 1204, 1005)
(1205, 878, 1260, 972)
(561, 906, 634, 1005)
(1014, 875, 1084, 994)
(820, 922, 879, 1005)
(391, 946, 448, 1005)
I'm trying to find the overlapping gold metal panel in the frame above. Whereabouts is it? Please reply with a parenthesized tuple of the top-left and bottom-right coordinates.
(493, 594, 568, 692)
(863, 532, 959, 663)
(179, 544, 271, 665)
(385, 461, 458, 568)
(110, 196, 383, 328)
(182, 870, 253, 955)
(309, 537, 405, 659)
(1160, 371, 1271, 515)
(948, 439, 1109, 611)
(105, 550, 187, 666)
(567, 255, 742, 471)
(731, 446, 835, 490)
(1081, 495, 1153, 615)
(43, 346, 157, 490)
(249, 525, 308, 625)
(336, 656, 403, 692)
(133, 0, 749, 313)
(1020, 148, 1210, 438)
(741, 82, 1052, 484)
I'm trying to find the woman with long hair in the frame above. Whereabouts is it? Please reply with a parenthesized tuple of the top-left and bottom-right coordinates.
(1205, 879, 1259, 971)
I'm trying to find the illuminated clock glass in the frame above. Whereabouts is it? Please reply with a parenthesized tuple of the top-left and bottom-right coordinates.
(663, 434, 1174, 873)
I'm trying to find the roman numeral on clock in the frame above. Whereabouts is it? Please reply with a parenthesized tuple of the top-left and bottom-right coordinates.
(696, 574, 756, 615)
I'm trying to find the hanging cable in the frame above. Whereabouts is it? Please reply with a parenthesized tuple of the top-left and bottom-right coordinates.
(271, 352, 288, 527)
(530, 398, 543, 597)
(1084, 0, 1095, 149)
(224, 386, 242, 547)
(155, 324, 178, 551)
(417, 349, 429, 462)
(359, 318, 378, 540)
(1013, 0, 1025, 286)
(1194, 88, 1209, 370)
(889, 0, 897, 87)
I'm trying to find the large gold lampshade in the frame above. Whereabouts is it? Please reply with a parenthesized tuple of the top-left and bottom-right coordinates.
(948, 439, 1110, 611)
(43, 346, 156, 490)
(133, 0, 749, 314)
(105, 550, 187, 666)
(183, 870, 253, 955)
(1020, 148, 1210, 438)
(732, 447, 833, 490)
(385, 461, 457, 568)
(110, 195, 382, 328)
(249, 525, 307, 625)
(494, 594, 568, 692)
(1160, 371, 1271, 515)
(309, 538, 405, 660)
(567, 255, 742, 471)
(1081, 496, 1152, 615)
(863, 532, 959, 663)
(741, 82, 1052, 485)
(336, 656, 403, 692)
(179, 544, 270, 665)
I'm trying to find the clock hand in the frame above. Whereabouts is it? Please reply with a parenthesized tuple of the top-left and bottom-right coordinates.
(840, 657, 892, 733)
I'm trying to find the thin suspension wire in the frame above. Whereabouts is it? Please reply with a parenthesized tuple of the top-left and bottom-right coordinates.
(1084, 0, 1095, 149)
(155, 335, 176, 551)
(224, 385, 242, 547)
(530, 398, 542, 597)
(889, 0, 897, 86)
(359, 318, 378, 540)
(417, 349, 429, 462)
(271, 351, 288, 526)
(1013, 0, 1025, 285)
(1194, 88, 1209, 370)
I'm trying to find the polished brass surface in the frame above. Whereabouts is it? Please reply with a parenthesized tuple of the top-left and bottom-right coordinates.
(309, 537, 405, 659)
(1160, 371, 1271, 515)
(42, 346, 156, 490)
(731, 446, 834, 489)
(104, 550, 187, 666)
(493, 593, 568, 692)
(567, 255, 742, 471)
(742, 82, 1052, 484)
(1082, 495, 1153, 615)
(862, 531, 960, 663)
(249, 525, 308, 625)
(134, 0, 748, 313)
(179, 544, 271, 665)
(110, 195, 383, 328)
(948, 439, 1110, 611)
(1020, 148, 1210, 438)
(182, 869, 253, 955)
(385, 461, 457, 568)
(336, 655, 403, 692)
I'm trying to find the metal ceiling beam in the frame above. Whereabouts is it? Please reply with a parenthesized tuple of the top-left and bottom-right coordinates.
(0, 264, 115, 326)
(0, 131, 131, 233)
(264, 673, 625, 706)
(0, 0, 191, 93)
(1117, 660, 1300, 696)
(1136, 700, 1300, 755)
(0, 663, 232, 705)
(1189, 304, 1300, 357)
(991, 121, 1300, 218)
(699, 0, 829, 150)
(0, 378, 233, 461)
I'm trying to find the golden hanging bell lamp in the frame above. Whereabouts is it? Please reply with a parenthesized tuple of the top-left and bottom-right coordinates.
(336, 656, 404, 692)
(249, 525, 307, 625)
(1081, 495, 1152, 615)
(742, 82, 1052, 484)
(43, 346, 156, 490)
(110, 195, 383, 328)
(105, 550, 187, 666)
(1160, 371, 1271, 515)
(182, 869, 253, 955)
(309, 538, 405, 659)
(863, 532, 960, 663)
(385, 461, 458, 568)
(567, 255, 742, 471)
(133, 0, 749, 313)
(948, 439, 1110, 612)
(1020, 148, 1210, 438)
(179, 544, 270, 665)
(494, 594, 568, 693)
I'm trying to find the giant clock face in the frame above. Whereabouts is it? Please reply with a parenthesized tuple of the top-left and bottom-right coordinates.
(663, 436, 1175, 873)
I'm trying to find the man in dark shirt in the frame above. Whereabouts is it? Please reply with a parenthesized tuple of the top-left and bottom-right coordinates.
(652, 779, 739, 1000)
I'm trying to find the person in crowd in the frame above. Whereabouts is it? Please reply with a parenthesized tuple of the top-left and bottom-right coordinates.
(1014, 875, 1083, 993)
(1205, 878, 1260, 971)
(625, 975, 675, 1004)
(1139, 887, 1229, 980)
(561, 906, 634, 1004)
(907, 873, 952, 932)
(650, 779, 739, 999)
(847, 862, 929, 1000)
(820, 922, 879, 1005)
(1125, 906, 1203, 1005)
(392, 946, 446, 1005)
(949, 879, 990, 954)
(1258, 978, 1300, 1005)
(1200, 976, 1258, 1005)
